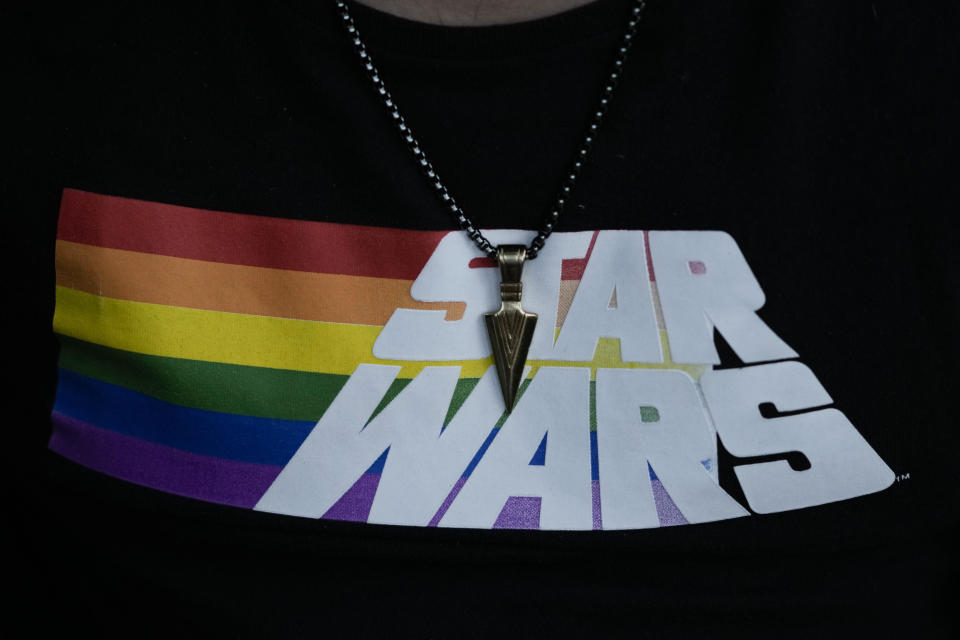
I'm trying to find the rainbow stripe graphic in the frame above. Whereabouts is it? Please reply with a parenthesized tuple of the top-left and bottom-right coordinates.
(51, 189, 701, 528)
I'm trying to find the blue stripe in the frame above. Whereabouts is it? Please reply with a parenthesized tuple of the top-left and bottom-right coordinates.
(461, 427, 499, 478)
(367, 448, 390, 475)
(529, 434, 547, 466)
(53, 369, 315, 466)
(590, 431, 600, 482)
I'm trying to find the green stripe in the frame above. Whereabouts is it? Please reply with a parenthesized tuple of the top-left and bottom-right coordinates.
(57, 335, 348, 422)
(360, 377, 485, 429)
(491, 378, 533, 430)
(444, 378, 481, 427)
(366, 378, 413, 425)
(589, 380, 598, 432)
(58, 336, 490, 426)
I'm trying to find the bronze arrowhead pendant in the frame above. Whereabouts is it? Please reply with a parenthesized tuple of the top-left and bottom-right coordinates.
(484, 245, 537, 412)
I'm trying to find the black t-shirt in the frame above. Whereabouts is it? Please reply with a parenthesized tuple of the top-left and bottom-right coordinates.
(9, 1, 958, 635)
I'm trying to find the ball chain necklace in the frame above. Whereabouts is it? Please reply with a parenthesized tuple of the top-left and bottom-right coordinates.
(335, 0, 647, 411)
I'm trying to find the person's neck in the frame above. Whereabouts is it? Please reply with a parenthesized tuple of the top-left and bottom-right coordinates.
(351, 0, 597, 26)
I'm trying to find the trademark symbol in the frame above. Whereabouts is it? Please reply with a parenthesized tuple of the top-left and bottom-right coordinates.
(895, 473, 911, 482)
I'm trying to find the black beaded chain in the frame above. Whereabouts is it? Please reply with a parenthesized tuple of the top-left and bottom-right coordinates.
(335, 0, 647, 260)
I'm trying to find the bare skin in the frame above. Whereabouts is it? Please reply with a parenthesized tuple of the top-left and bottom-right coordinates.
(352, 0, 597, 26)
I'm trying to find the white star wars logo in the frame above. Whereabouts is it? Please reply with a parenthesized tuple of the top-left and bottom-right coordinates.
(256, 231, 893, 529)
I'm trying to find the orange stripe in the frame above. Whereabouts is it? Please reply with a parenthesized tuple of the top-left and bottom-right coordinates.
(55, 240, 464, 325)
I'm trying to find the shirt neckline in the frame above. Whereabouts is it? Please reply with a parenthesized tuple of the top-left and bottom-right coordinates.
(282, 0, 637, 60)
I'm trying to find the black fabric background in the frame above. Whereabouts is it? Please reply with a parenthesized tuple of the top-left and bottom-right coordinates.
(6, 1, 958, 636)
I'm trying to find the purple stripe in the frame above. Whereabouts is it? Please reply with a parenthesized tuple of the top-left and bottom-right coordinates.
(592, 479, 602, 530)
(428, 477, 467, 527)
(322, 473, 381, 523)
(49, 411, 282, 509)
(651, 479, 688, 527)
(493, 496, 541, 530)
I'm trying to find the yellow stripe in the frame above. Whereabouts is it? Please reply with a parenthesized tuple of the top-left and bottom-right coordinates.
(536, 333, 707, 381)
(54, 286, 707, 380)
(53, 286, 490, 378)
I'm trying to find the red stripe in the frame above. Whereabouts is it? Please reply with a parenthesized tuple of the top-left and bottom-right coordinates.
(56, 188, 447, 279)
(643, 230, 656, 281)
(560, 230, 600, 280)
(470, 233, 599, 280)
(468, 257, 496, 269)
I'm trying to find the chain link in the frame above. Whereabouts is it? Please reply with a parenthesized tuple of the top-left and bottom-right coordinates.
(335, 0, 646, 260)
